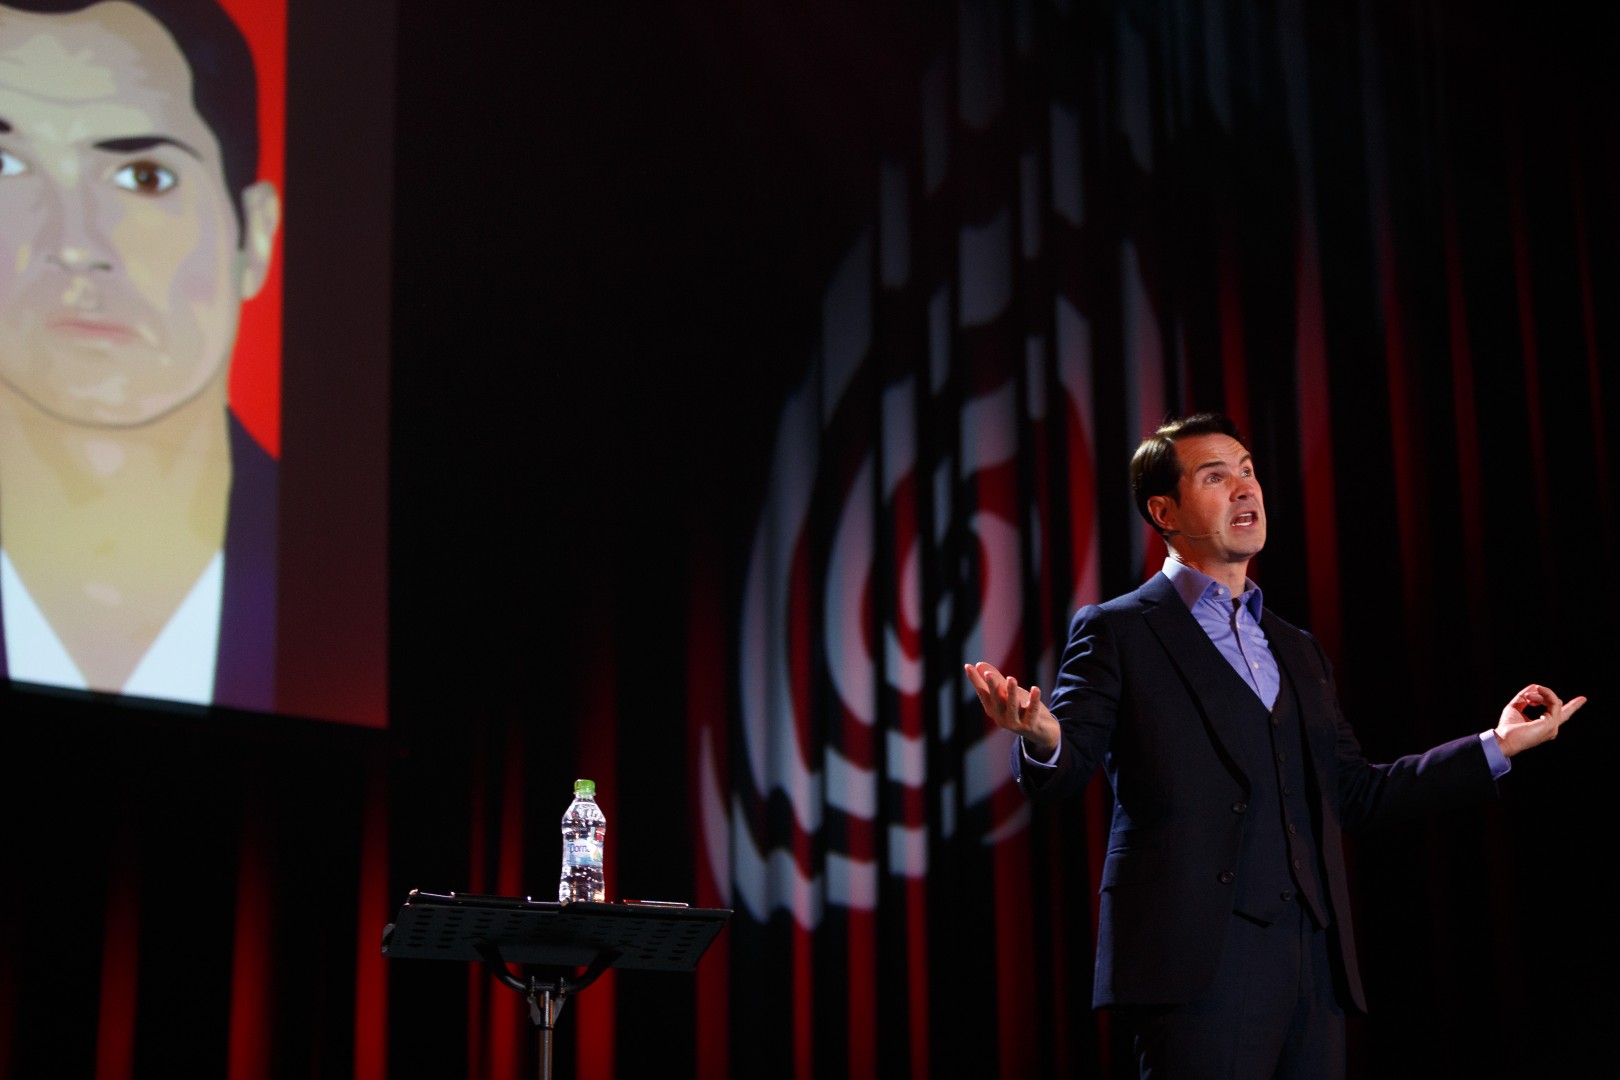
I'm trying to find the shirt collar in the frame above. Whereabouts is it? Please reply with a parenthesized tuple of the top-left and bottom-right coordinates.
(1160, 557, 1264, 621)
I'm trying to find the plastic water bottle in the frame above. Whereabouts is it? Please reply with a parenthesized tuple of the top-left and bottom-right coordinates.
(559, 778, 606, 903)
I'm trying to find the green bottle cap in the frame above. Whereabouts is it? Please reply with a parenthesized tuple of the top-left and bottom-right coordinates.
(574, 779, 595, 796)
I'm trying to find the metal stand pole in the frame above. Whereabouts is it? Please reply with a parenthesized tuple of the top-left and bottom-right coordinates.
(527, 981, 564, 1080)
(479, 944, 620, 1080)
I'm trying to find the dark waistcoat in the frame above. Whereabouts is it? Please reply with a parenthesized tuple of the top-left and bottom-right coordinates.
(1229, 665, 1330, 927)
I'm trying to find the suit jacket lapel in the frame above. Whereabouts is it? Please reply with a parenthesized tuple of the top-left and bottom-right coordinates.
(1136, 574, 1257, 790)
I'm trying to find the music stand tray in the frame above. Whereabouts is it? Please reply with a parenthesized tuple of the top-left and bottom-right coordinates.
(382, 890, 730, 1079)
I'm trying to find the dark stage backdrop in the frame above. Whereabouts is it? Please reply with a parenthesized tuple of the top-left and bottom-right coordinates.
(3, 1, 1617, 1078)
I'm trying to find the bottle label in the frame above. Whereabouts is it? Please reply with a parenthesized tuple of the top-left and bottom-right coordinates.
(564, 832, 604, 868)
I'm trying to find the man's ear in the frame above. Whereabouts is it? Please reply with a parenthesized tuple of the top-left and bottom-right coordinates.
(236, 180, 282, 300)
(1147, 494, 1176, 535)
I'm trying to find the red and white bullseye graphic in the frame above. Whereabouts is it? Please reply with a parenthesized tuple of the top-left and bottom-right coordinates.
(702, 366, 1090, 928)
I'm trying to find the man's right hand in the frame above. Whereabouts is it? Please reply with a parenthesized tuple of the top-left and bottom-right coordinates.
(964, 661, 1062, 759)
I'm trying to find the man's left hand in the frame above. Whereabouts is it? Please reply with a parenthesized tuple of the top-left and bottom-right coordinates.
(1494, 684, 1588, 757)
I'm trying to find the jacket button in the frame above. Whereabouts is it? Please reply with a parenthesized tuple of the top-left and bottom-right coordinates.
(1231, 802, 1248, 814)
(1218, 871, 1235, 884)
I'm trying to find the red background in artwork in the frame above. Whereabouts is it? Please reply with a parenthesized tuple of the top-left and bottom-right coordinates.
(217, 0, 285, 458)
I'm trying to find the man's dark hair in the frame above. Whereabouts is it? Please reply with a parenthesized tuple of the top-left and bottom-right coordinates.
(1130, 412, 1248, 534)
(3, 0, 260, 237)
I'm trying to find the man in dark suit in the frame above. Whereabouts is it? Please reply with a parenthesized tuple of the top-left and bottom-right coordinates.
(964, 411, 1586, 1079)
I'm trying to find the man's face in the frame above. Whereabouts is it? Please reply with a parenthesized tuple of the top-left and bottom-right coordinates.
(0, 1, 256, 428)
(1154, 432, 1267, 566)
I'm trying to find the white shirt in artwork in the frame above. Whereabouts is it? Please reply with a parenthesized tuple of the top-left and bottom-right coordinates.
(0, 548, 224, 706)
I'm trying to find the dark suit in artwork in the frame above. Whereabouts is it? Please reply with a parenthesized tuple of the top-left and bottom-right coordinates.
(209, 414, 279, 713)
(0, 414, 277, 714)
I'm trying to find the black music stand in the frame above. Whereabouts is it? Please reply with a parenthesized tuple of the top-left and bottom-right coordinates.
(381, 890, 730, 1080)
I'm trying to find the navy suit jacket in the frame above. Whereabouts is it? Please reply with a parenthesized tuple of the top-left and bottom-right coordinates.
(1017, 572, 1497, 1012)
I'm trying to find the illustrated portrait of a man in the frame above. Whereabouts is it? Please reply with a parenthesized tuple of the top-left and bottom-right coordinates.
(0, 0, 281, 709)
